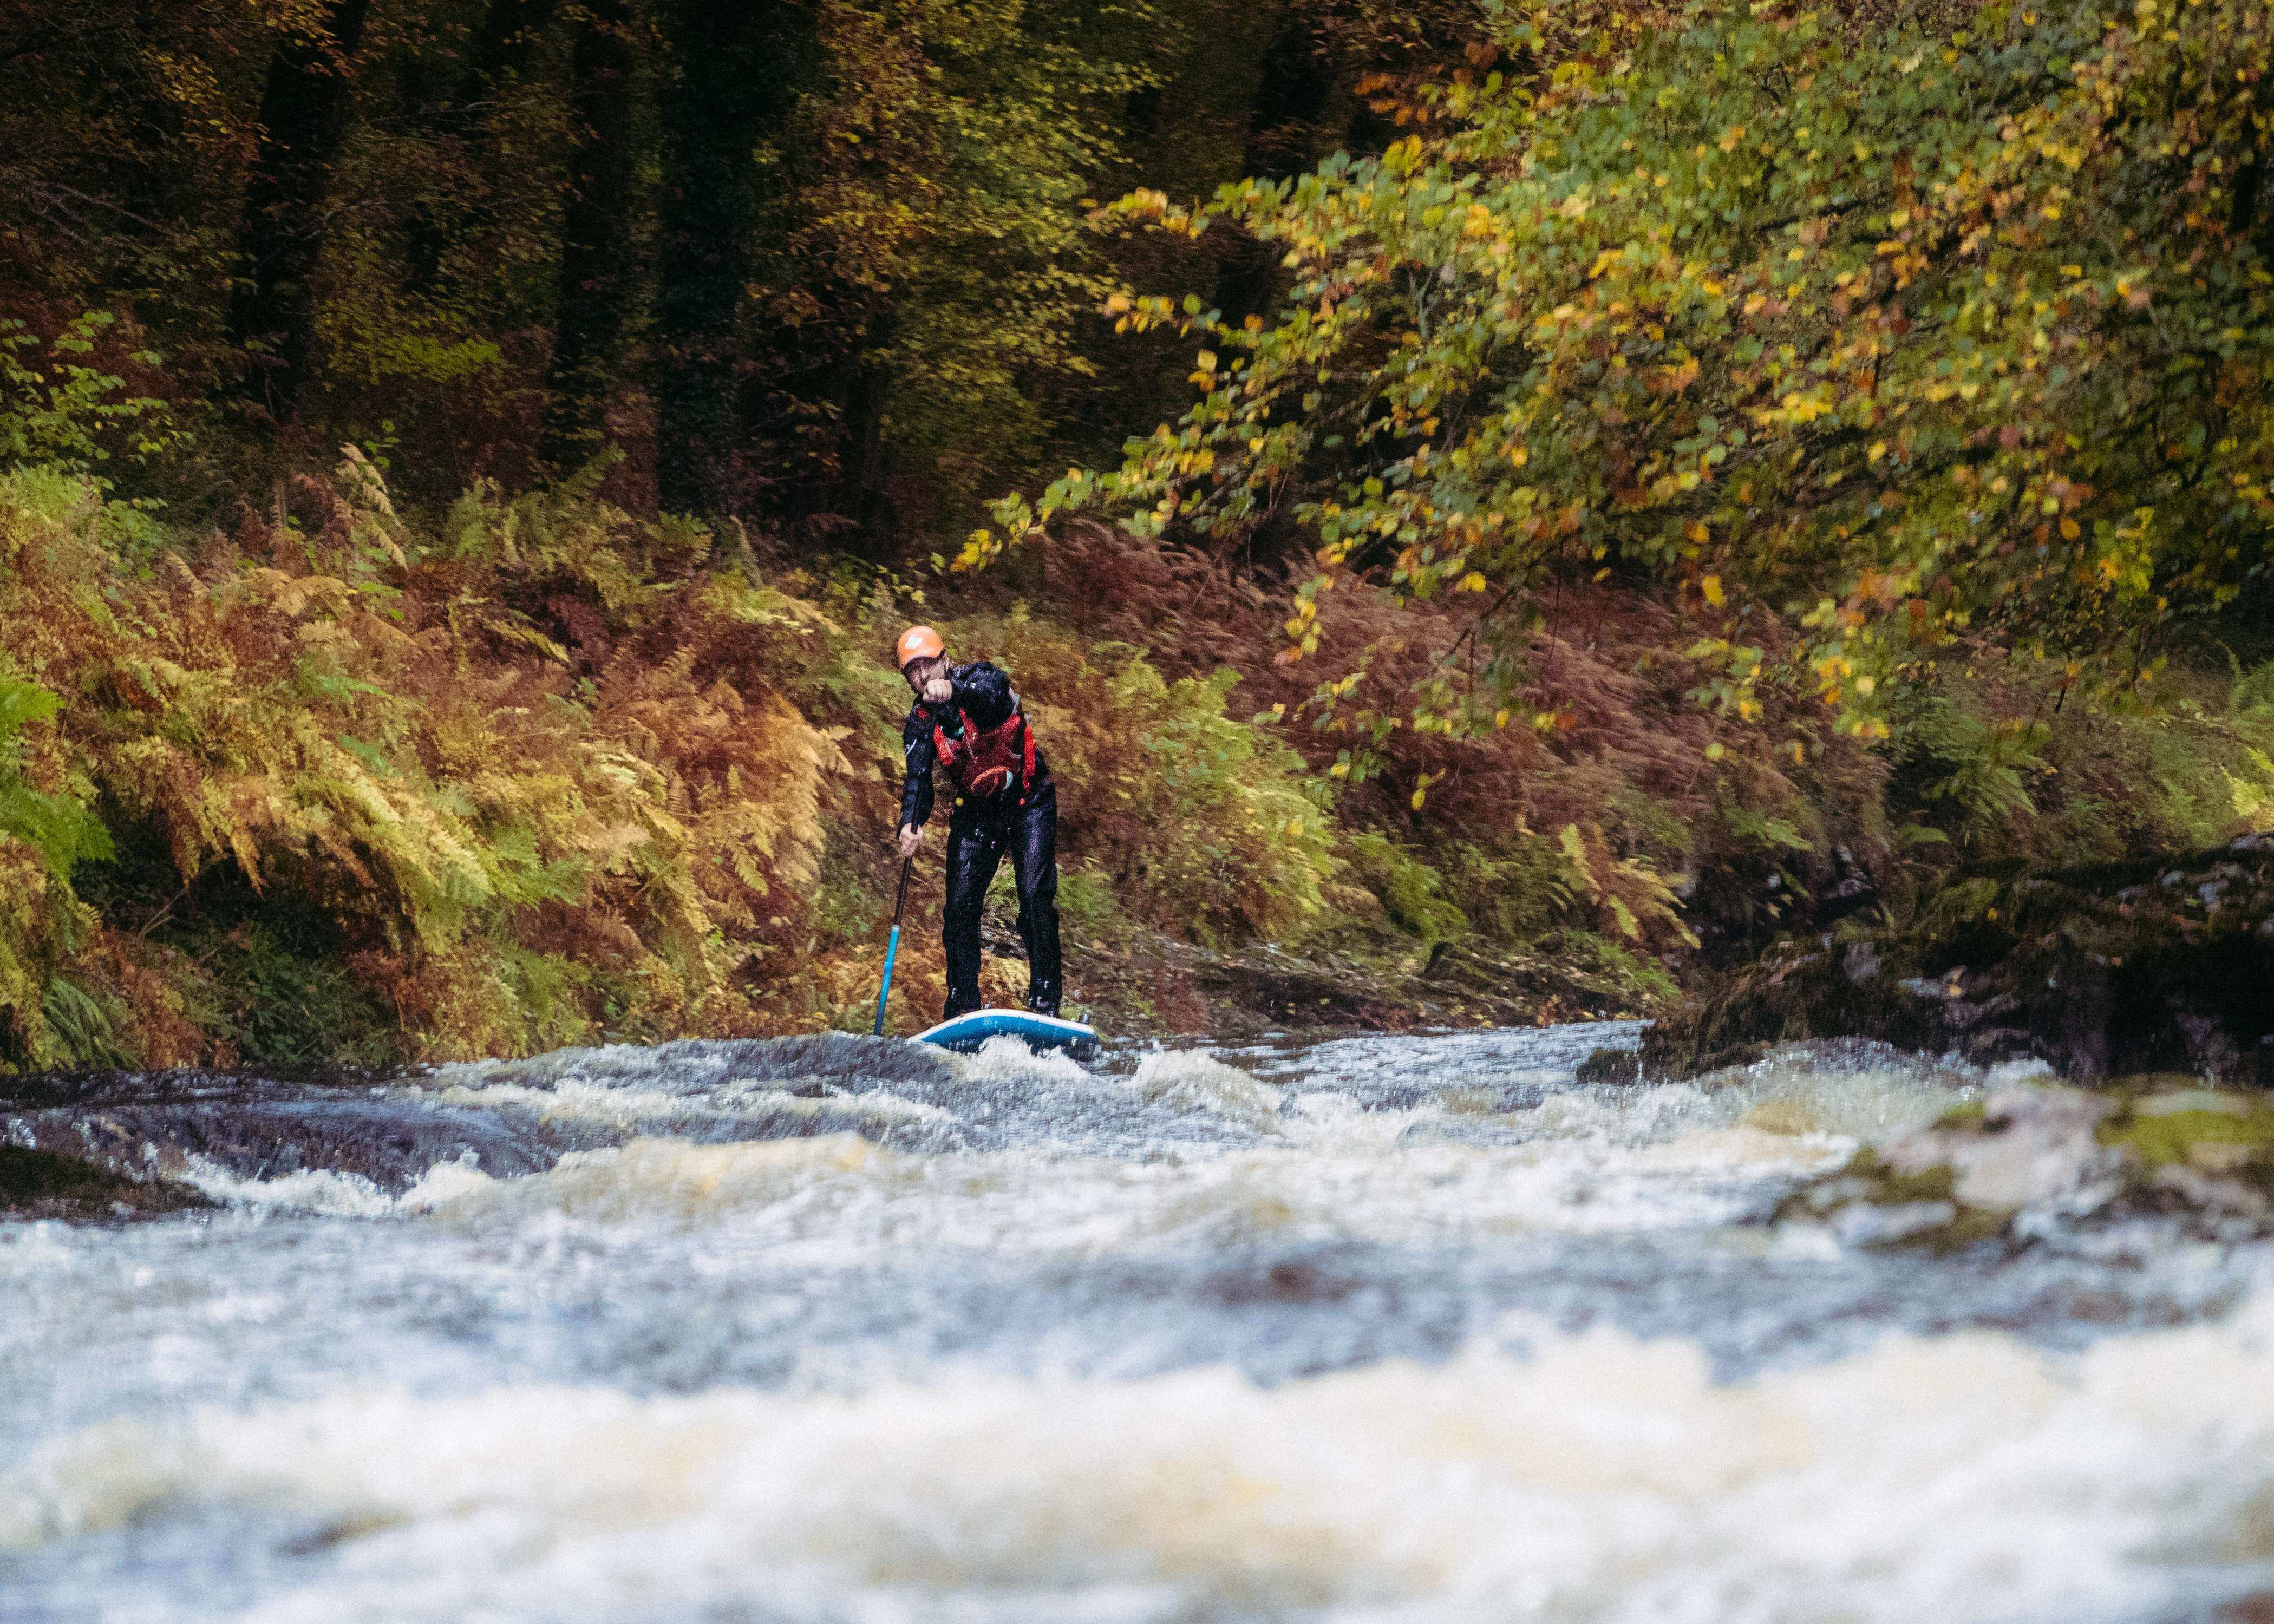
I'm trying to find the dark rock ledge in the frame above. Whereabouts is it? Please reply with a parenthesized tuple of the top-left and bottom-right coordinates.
(1644, 835, 2274, 1086)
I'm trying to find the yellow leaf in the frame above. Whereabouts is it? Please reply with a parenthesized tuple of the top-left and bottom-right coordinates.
(1701, 575, 1724, 607)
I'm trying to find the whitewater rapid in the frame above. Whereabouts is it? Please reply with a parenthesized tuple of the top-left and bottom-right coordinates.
(4, 1026, 2271, 1622)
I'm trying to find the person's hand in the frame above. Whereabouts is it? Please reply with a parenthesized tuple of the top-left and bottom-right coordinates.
(923, 677, 953, 705)
(897, 823, 925, 859)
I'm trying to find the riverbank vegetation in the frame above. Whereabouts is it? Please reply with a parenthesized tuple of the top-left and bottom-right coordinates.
(0, 0, 2269, 1066)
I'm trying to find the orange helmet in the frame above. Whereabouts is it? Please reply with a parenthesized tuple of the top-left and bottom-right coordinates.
(894, 624, 945, 670)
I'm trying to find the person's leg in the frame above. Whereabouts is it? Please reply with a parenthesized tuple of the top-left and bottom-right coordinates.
(1007, 790, 1062, 1016)
(941, 820, 1004, 1018)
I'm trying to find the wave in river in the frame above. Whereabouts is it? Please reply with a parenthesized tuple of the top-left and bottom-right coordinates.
(8, 1294, 2273, 1623)
(165, 1038, 1993, 1248)
(8, 1027, 2269, 1622)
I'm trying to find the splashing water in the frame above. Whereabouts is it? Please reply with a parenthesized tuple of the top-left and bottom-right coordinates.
(3, 1026, 2269, 1622)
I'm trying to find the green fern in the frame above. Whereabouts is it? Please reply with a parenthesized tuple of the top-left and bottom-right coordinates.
(2232, 660, 2274, 717)
(1901, 698, 2049, 842)
(0, 678, 110, 881)
(38, 975, 130, 1070)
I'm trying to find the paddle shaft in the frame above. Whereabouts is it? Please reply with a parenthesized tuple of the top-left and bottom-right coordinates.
(872, 857, 915, 1036)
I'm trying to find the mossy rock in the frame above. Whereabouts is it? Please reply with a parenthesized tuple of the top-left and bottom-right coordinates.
(0, 1143, 210, 1221)
(1773, 1143, 2011, 1249)
(1776, 1077, 2274, 1244)
(2094, 1078, 2274, 1206)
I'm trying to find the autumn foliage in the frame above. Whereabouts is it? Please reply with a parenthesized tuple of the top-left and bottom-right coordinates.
(1, 0, 2272, 1068)
(0, 454, 1440, 1066)
(990, 0, 2274, 755)
(0, 456, 872, 1064)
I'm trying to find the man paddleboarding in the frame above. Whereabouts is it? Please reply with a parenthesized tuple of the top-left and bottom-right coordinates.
(893, 625, 1063, 1020)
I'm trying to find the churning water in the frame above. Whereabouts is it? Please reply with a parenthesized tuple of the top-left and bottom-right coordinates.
(4, 1025, 2273, 1623)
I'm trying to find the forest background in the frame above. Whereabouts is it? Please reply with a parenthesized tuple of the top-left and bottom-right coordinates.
(1, 0, 2271, 1069)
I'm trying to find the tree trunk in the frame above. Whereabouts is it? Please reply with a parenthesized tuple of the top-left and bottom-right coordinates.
(394, 0, 558, 303)
(1212, 12, 1335, 328)
(826, 332, 898, 555)
(541, 0, 636, 471)
(463, 0, 558, 118)
(652, 0, 818, 522)
(227, 0, 375, 423)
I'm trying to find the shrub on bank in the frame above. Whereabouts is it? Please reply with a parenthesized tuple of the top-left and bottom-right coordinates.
(939, 611, 1339, 945)
(0, 460, 1370, 1065)
(0, 458, 860, 1064)
(0, 451, 2264, 1069)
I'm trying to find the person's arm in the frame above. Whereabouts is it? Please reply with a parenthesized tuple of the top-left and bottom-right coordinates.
(949, 661, 1016, 729)
(899, 709, 937, 834)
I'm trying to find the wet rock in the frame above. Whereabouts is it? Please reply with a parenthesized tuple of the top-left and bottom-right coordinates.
(1648, 836, 2274, 1084)
(4, 1076, 566, 1194)
(0, 1038, 986, 1198)
(1197, 962, 1421, 1032)
(1816, 844, 1879, 928)
(1777, 1076, 2274, 1246)
(2100, 1082, 2274, 1222)
(1882, 1085, 2122, 1213)
(1574, 1045, 1647, 1084)
(0, 1143, 210, 1221)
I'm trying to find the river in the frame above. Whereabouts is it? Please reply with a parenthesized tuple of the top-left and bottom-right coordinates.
(3, 1024, 2272, 1622)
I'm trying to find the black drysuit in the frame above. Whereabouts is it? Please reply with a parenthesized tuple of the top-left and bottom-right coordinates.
(899, 661, 1062, 1019)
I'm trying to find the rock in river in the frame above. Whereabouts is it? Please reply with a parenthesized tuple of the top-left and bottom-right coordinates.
(1646, 834, 2274, 1085)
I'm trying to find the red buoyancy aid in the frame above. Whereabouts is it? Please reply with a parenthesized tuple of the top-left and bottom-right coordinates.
(932, 705, 1036, 804)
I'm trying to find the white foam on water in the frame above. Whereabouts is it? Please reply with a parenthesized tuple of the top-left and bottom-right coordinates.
(1525, 1048, 1985, 1147)
(169, 1046, 1989, 1249)
(13, 1034, 2274, 1622)
(171, 1123, 1834, 1249)
(420, 1075, 951, 1130)
(178, 1158, 417, 1219)
(8, 1298, 2274, 1623)
(404, 1134, 917, 1227)
(1126, 1050, 1288, 1132)
(180, 1136, 921, 1230)
(950, 1032, 1097, 1086)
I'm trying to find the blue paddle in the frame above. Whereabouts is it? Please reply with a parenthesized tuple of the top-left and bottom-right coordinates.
(873, 857, 914, 1036)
